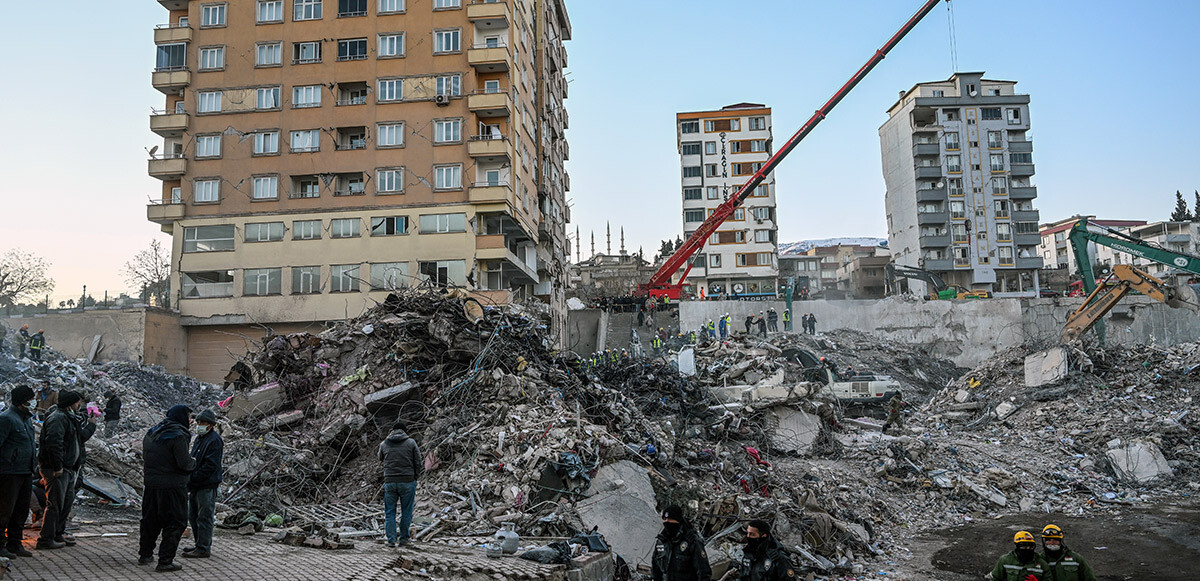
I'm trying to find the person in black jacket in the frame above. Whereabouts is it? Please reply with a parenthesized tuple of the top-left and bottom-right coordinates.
(738, 520, 795, 581)
(0, 386, 38, 558)
(378, 420, 422, 547)
(138, 405, 195, 572)
(651, 504, 711, 581)
(36, 390, 91, 550)
(183, 409, 222, 559)
(104, 392, 121, 437)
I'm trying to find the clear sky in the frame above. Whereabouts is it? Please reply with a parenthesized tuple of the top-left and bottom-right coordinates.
(2, 0, 1198, 304)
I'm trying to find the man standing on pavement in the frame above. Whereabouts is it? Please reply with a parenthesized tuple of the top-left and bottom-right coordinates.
(379, 419, 422, 547)
(0, 386, 38, 558)
(881, 394, 904, 434)
(651, 504, 710, 581)
(36, 390, 91, 550)
(738, 520, 795, 580)
(139, 405, 195, 572)
(990, 531, 1050, 581)
(1040, 524, 1096, 581)
(104, 391, 122, 437)
(183, 410, 222, 560)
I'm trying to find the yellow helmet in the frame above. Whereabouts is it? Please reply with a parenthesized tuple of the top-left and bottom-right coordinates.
(1013, 531, 1036, 544)
(1041, 525, 1063, 539)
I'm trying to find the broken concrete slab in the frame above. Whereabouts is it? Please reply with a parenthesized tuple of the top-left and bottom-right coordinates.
(769, 407, 820, 454)
(677, 348, 696, 376)
(257, 410, 305, 431)
(1106, 441, 1174, 484)
(995, 401, 1016, 419)
(577, 460, 660, 569)
(226, 382, 284, 421)
(363, 382, 417, 414)
(1024, 346, 1069, 387)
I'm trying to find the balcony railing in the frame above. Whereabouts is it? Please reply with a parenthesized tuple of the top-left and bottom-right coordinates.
(333, 189, 366, 197)
(288, 191, 320, 199)
(337, 97, 367, 106)
(335, 140, 367, 151)
(182, 282, 233, 299)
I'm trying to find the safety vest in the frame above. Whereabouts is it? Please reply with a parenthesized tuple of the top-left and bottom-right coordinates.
(689, 331, 697, 342)
(782, 311, 791, 322)
(652, 338, 662, 348)
(707, 321, 715, 331)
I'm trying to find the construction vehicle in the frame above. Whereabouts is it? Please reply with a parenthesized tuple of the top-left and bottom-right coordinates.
(884, 264, 992, 300)
(636, 0, 946, 300)
(1069, 218, 1200, 296)
(1061, 264, 1200, 343)
(782, 348, 902, 417)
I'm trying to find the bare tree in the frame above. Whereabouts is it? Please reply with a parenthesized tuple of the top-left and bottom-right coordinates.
(0, 249, 55, 311)
(123, 239, 172, 307)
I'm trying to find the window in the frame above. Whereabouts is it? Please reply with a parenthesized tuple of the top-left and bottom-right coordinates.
(952, 224, 968, 243)
(998, 246, 1014, 265)
(293, 41, 321, 64)
(181, 271, 234, 298)
(193, 179, 220, 203)
(291, 174, 320, 197)
(201, 3, 226, 26)
(751, 207, 770, 221)
(199, 46, 224, 70)
(331, 218, 360, 238)
(710, 231, 745, 245)
(292, 266, 321, 294)
(252, 175, 278, 199)
(434, 164, 462, 189)
(366, 217, 408, 239)
(293, 220, 322, 240)
(680, 142, 700, 156)
(707, 186, 720, 200)
(370, 263, 409, 290)
(434, 0, 460, 7)
(291, 130, 320, 152)
(943, 108, 959, 121)
(379, 33, 404, 57)
(253, 131, 279, 155)
(484, 80, 501, 93)
(932, 89, 944, 97)
(730, 140, 766, 153)
(379, 0, 405, 14)
(434, 119, 461, 143)
(377, 168, 404, 193)
(683, 188, 701, 201)
(679, 120, 701, 134)
(684, 209, 704, 223)
(156, 43, 186, 70)
(704, 141, 717, 155)
(258, 0, 283, 22)
(991, 177, 1008, 195)
(197, 91, 222, 113)
(194, 134, 221, 158)
(994, 200, 1011, 218)
(434, 29, 461, 53)
(436, 75, 461, 97)
(419, 213, 467, 233)
(292, 85, 322, 108)
(375, 123, 404, 147)
(732, 208, 746, 220)
(682, 166, 701, 179)
(748, 117, 766, 130)
(338, 38, 368, 60)
(950, 200, 966, 219)
(1007, 108, 1022, 124)
(987, 130, 1002, 149)
(953, 246, 970, 266)
(981, 107, 1001, 121)
(377, 79, 403, 102)
(705, 164, 718, 178)
(946, 154, 961, 173)
(418, 260, 465, 287)
(183, 225, 234, 252)
(754, 230, 772, 243)
(256, 42, 282, 66)
(732, 162, 763, 176)
(709, 254, 721, 268)
(245, 222, 284, 242)
(339, 0, 367, 16)
(704, 118, 739, 132)
(944, 132, 960, 150)
(990, 154, 1005, 172)
(1010, 152, 1032, 164)
(295, 0, 323, 20)
(947, 178, 963, 196)
(248, 88, 278, 111)
(244, 268, 282, 296)
(996, 223, 1012, 242)
(331, 264, 360, 293)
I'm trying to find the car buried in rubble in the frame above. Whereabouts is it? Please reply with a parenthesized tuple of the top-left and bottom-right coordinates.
(781, 347, 902, 418)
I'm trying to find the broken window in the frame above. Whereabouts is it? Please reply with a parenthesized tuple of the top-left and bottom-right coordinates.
(331, 264, 360, 292)
(181, 270, 233, 298)
(371, 216, 408, 236)
(370, 262, 409, 290)
(418, 260, 465, 287)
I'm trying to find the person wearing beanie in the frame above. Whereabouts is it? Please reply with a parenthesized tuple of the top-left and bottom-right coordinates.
(36, 390, 94, 550)
(183, 409, 223, 559)
(139, 405, 195, 572)
(0, 386, 38, 558)
(651, 504, 711, 581)
(378, 419, 422, 547)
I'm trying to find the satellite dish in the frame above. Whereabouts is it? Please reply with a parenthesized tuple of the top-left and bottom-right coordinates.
(969, 89, 978, 97)
(935, 181, 944, 188)
(148, 145, 159, 157)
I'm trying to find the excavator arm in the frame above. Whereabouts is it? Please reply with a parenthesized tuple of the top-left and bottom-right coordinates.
(1069, 218, 1200, 296)
(1061, 265, 1200, 342)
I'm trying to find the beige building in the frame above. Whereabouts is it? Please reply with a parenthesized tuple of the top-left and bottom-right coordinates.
(148, 0, 571, 381)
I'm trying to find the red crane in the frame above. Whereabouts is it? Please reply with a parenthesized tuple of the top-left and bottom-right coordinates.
(638, 0, 947, 299)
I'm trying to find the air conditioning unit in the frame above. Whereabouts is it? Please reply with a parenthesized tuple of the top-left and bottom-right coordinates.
(435, 94, 451, 106)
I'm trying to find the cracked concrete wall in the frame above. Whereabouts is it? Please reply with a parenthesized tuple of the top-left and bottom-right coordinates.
(1021, 295, 1200, 350)
(2, 309, 154, 364)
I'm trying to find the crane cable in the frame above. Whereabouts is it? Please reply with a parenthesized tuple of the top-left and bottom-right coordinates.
(946, 0, 959, 73)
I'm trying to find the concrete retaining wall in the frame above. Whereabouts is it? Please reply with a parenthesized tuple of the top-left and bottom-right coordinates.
(1, 308, 186, 373)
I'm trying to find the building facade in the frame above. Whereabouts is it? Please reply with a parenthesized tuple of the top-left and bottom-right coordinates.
(1038, 216, 1147, 275)
(148, 0, 571, 381)
(675, 103, 779, 298)
(880, 72, 1042, 296)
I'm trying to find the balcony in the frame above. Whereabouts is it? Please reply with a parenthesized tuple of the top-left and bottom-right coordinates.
(917, 211, 948, 225)
(1012, 209, 1040, 222)
(147, 201, 185, 229)
(912, 143, 940, 157)
(468, 181, 515, 207)
(148, 154, 186, 180)
(468, 43, 511, 72)
(1009, 140, 1033, 154)
(914, 165, 942, 179)
(562, 140, 569, 161)
(1009, 186, 1037, 199)
(154, 23, 191, 44)
(1015, 257, 1044, 270)
(923, 258, 954, 271)
(152, 68, 190, 94)
(150, 110, 188, 137)
(158, 0, 188, 9)
(467, 91, 512, 118)
(919, 234, 951, 248)
(1010, 163, 1035, 177)
(1167, 233, 1192, 244)
(467, 0, 510, 28)
(563, 171, 570, 192)
(1015, 233, 1042, 247)
(916, 187, 947, 202)
(467, 135, 512, 161)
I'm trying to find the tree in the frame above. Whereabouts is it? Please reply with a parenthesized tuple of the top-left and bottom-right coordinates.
(1192, 191, 1200, 223)
(122, 239, 172, 307)
(1171, 190, 1192, 221)
(0, 249, 55, 311)
(66, 299, 75, 308)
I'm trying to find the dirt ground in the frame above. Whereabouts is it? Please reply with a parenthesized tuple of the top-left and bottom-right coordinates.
(894, 500, 1200, 580)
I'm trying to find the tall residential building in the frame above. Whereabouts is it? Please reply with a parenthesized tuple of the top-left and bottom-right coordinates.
(147, 0, 571, 381)
(880, 72, 1043, 296)
(675, 103, 779, 298)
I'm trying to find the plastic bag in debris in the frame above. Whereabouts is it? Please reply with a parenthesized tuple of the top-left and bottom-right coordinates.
(569, 528, 610, 553)
(518, 540, 572, 564)
(217, 509, 264, 532)
(553, 452, 591, 487)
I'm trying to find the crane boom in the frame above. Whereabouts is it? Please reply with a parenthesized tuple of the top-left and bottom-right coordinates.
(639, 0, 947, 298)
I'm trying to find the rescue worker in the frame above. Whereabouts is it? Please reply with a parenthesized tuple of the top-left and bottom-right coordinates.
(782, 309, 791, 332)
(706, 320, 716, 339)
(756, 313, 768, 337)
(17, 325, 31, 359)
(800, 314, 811, 335)
(29, 330, 46, 362)
(744, 315, 754, 335)
(881, 393, 904, 434)
(651, 335, 663, 356)
(738, 519, 795, 581)
(767, 309, 779, 333)
(718, 315, 729, 340)
(806, 314, 817, 335)
(651, 505, 711, 581)
(1040, 524, 1096, 581)
(990, 530, 1050, 581)
(688, 330, 697, 344)
(658, 327, 668, 342)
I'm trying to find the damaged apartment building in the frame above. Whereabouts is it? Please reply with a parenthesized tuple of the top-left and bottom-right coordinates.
(146, 0, 572, 381)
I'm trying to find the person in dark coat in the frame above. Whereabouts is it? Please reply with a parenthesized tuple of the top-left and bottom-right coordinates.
(766, 309, 779, 333)
(183, 410, 222, 559)
(756, 313, 768, 337)
(744, 315, 754, 335)
(379, 420, 422, 547)
(806, 313, 818, 335)
(28, 331, 45, 362)
(738, 520, 795, 581)
(139, 405, 195, 572)
(36, 390, 91, 550)
(651, 504, 711, 581)
(0, 386, 38, 558)
(17, 325, 30, 359)
(104, 392, 122, 437)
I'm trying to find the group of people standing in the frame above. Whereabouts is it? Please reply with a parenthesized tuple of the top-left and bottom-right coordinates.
(13, 325, 46, 362)
(991, 525, 1096, 581)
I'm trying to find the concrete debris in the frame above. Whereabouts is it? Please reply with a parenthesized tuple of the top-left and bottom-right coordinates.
(1024, 345, 1070, 387)
(1106, 441, 1174, 484)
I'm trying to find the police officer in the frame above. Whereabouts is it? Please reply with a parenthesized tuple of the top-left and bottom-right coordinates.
(990, 531, 1050, 581)
(1040, 524, 1096, 581)
(739, 520, 795, 581)
(651, 505, 711, 581)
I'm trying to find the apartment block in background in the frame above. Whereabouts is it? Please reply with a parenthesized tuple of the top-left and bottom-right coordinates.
(880, 72, 1042, 296)
(675, 103, 779, 298)
(1037, 216, 1146, 275)
(148, 0, 571, 381)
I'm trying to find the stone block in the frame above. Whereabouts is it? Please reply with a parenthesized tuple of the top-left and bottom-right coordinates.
(226, 382, 284, 421)
(364, 382, 418, 414)
(1024, 346, 1069, 388)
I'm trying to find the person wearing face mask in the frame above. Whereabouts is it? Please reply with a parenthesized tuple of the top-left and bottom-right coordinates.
(738, 520, 795, 581)
(138, 405, 195, 572)
(183, 410, 222, 559)
(1040, 525, 1095, 581)
(990, 530, 1051, 581)
(36, 390, 88, 550)
(0, 386, 38, 558)
(651, 504, 711, 581)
